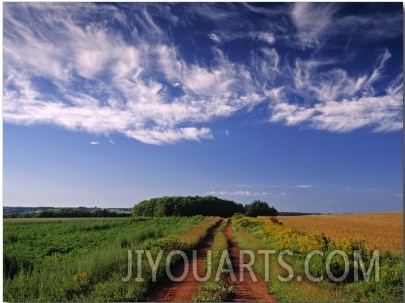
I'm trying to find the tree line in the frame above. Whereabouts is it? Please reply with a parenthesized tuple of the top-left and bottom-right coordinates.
(35, 208, 130, 218)
(132, 196, 278, 217)
(4, 207, 130, 218)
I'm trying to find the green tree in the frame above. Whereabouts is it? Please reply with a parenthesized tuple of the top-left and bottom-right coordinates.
(132, 196, 245, 217)
(245, 200, 278, 217)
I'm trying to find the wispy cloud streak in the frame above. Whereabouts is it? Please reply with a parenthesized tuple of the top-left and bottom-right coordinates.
(3, 3, 402, 145)
(208, 190, 271, 197)
(295, 185, 313, 188)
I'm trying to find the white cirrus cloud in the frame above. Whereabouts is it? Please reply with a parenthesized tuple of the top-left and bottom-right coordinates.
(291, 3, 339, 48)
(209, 33, 221, 43)
(208, 190, 271, 197)
(3, 3, 265, 145)
(3, 3, 402, 145)
(256, 32, 276, 44)
(295, 185, 313, 189)
(269, 49, 403, 133)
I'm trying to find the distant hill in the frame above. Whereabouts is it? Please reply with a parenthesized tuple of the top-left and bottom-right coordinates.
(278, 211, 323, 216)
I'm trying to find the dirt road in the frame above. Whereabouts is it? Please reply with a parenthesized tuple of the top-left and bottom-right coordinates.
(148, 219, 276, 302)
(223, 220, 276, 302)
(147, 223, 220, 302)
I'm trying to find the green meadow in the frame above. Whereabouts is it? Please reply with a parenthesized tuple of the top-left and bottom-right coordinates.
(3, 216, 218, 302)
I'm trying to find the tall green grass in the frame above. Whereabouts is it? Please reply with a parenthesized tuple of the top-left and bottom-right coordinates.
(4, 216, 216, 302)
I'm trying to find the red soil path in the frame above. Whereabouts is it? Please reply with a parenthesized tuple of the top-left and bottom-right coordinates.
(148, 219, 276, 302)
(223, 220, 277, 302)
(147, 223, 220, 302)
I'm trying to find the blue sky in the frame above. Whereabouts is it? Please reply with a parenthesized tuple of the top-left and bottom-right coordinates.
(3, 2, 403, 213)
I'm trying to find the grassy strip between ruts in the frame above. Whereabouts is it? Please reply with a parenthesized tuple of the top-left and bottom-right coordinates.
(193, 218, 235, 302)
(232, 214, 403, 302)
(4, 216, 220, 302)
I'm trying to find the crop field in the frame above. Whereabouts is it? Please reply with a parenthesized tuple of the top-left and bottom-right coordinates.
(278, 212, 403, 252)
(233, 214, 403, 302)
(3, 216, 219, 302)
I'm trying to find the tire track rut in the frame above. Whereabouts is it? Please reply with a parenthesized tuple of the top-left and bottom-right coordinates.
(223, 220, 276, 302)
(147, 222, 221, 302)
(148, 219, 276, 302)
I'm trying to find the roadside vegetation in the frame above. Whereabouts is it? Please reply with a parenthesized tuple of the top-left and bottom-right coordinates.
(232, 215, 403, 302)
(3, 216, 219, 302)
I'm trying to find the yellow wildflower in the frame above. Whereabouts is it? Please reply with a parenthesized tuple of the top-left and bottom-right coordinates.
(72, 273, 79, 283)
(81, 271, 88, 279)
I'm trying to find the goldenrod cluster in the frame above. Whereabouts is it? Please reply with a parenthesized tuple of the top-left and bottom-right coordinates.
(72, 272, 89, 284)
(234, 216, 366, 255)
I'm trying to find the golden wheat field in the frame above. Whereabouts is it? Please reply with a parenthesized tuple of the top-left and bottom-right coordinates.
(279, 212, 403, 252)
